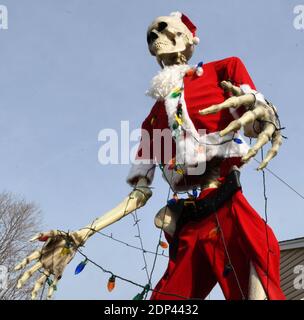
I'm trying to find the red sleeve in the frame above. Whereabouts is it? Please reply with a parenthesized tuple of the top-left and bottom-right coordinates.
(126, 103, 159, 186)
(214, 56, 256, 90)
(135, 105, 156, 161)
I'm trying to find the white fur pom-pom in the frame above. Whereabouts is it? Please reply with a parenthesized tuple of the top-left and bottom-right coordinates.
(193, 36, 200, 45)
(170, 11, 182, 18)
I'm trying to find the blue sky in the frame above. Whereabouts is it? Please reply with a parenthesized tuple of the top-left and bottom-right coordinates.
(0, 0, 303, 300)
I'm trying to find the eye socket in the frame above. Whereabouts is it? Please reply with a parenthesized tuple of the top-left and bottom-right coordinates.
(157, 22, 168, 32)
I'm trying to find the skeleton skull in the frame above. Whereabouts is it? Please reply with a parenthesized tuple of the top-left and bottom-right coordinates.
(147, 13, 196, 66)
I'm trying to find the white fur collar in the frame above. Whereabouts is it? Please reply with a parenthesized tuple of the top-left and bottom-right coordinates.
(146, 64, 191, 100)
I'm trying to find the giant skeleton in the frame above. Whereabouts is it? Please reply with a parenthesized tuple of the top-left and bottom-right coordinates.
(15, 12, 285, 300)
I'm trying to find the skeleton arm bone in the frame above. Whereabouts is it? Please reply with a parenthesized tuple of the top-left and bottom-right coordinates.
(77, 177, 152, 240)
(15, 177, 152, 300)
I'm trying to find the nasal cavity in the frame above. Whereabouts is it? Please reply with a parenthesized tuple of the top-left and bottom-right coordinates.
(147, 31, 158, 44)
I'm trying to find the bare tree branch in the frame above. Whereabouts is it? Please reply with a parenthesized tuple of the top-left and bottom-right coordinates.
(0, 192, 44, 300)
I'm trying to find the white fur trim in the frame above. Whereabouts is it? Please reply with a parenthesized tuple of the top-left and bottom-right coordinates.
(205, 131, 249, 160)
(146, 64, 191, 100)
(165, 90, 249, 163)
(164, 85, 202, 166)
(126, 162, 156, 186)
(240, 84, 267, 105)
(161, 131, 249, 192)
(170, 11, 182, 18)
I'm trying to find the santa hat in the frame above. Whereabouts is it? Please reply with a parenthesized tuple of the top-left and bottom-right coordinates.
(170, 11, 200, 45)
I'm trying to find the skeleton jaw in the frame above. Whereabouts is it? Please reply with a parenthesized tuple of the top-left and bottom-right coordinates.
(152, 36, 186, 55)
(157, 51, 188, 67)
(152, 36, 188, 67)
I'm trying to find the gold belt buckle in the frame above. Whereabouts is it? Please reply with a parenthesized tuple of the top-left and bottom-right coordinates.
(184, 200, 196, 207)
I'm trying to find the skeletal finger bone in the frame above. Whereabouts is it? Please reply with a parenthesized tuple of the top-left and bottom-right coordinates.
(220, 81, 243, 96)
(242, 123, 276, 163)
(257, 131, 283, 170)
(31, 271, 50, 300)
(47, 276, 60, 300)
(14, 250, 41, 271)
(219, 106, 266, 137)
(199, 94, 255, 116)
(17, 262, 43, 288)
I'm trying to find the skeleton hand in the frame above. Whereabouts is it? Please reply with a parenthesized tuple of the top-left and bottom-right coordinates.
(14, 179, 151, 300)
(14, 229, 86, 300)
(199, 81, 283, 170)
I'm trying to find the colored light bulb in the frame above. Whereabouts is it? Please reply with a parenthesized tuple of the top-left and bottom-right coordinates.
(171, 87, 182, 98)
(75, 258, 88, 275)
(47, 278, 53, 286)
(150, 116, 156, 125)
(38, 235, 49, 242)
(159, 241, 168, 249)
(192, 188, 198, 198)
(186, 69, 195, 77)
(132, 284, 150, 300)
(176, 168, 184, 175)
(223, 264, 233, 277)
(233, 138, 243, 144)
(107, 275, 116, 292)
(172, 121, 179, 130)
(133, 292, 144, 300)
(167, 198, 177, 206)
(60, 247, 71, 256)
(208, 227, 219, 240)
(175, 114, 183, 126)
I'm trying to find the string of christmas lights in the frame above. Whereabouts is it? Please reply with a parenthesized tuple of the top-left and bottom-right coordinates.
(53, 159, 301, 301)
(131, 210, 150, 281)
(143, 169, 174, 299)
(69, 169, 173, 300)
(253, 158, 304, 201)
(39, 155, 303, 300)
(260, 148, 270, 299)
(37, 97, 302, 301)
(74, 249, 202, 300)
(82, 227, 169, 258)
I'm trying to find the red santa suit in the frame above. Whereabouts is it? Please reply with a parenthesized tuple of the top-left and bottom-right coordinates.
(126, 57, 285, 300)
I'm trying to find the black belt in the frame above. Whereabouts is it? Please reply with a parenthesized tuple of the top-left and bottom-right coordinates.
(167, 169, 242, 260)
